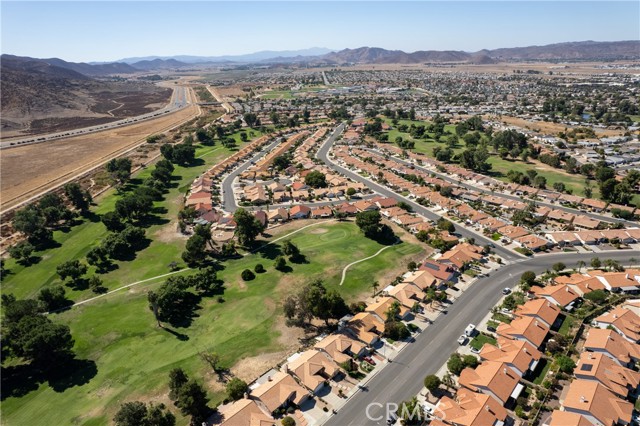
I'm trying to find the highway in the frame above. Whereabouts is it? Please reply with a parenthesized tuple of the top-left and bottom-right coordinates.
(316, 124, 521, 262)
(1, 85, 192, 149)
(323, 250, 639, 426)
(364, 147, 638, 227)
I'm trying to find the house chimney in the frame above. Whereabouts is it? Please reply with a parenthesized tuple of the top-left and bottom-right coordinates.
(503, 368, 507, 375)
(267, 376, 272, 382)
(580, 396, 586, 403)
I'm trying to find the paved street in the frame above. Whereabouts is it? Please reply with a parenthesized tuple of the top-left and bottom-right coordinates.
(366, 147, 637, 227)
(323, 250, 640, 426)
(316, 124, 521, 262)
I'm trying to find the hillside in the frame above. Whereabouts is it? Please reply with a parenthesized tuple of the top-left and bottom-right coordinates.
(0, 55, 171, 137)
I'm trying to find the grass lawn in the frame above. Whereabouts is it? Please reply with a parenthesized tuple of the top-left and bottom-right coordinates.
(557, 314, 576, 337)
(2, 221, 424, 425)
(469, 333, 497, 351)
(532, 359, 552, 385)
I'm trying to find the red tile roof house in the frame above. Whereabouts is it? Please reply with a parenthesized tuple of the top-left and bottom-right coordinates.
(420, 260, 456, 282)
(593, 307, 640, 343)
(432, 388, 508, 426)
(335, 202, 358, 216)
(561, 379, 632, 426)
(310, 206, 333, 218)
(479, 337, 542, 378)
(514, 298, 562, 328)
(458, 360, 524, 406)
(497, 316, 550, 349)
(283, 350, 342, 395)
(589, 271, 640, 293)
(532, 283, 581, 310)
(583, 328, 640, 368)
(514, 234, 553, 252)
(573, 352, 640, 399)
(289, 205, 311, 219)
(249, 371, 310, 416)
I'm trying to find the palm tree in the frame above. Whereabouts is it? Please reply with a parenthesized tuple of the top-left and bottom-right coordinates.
(576, 260, 586, 273)
(371, 281, 379, 297)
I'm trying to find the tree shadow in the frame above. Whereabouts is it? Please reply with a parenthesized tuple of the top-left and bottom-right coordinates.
(162, 326, 190, 341)
(276, 265, 293, 273)
(65, 278, 89, 291)
(82, 210, 102, 223)
(1, 357, 97, 400)
(17, 255, 43, 267)
(289, 253, 309, 264)
(256, 243, 282, 260)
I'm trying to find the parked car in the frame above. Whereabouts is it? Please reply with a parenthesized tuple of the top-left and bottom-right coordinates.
(457, 335, 468, 345)
(465, 324, 476, 337)
(362, 356, 376, 366)
(502, 288, 511, 295)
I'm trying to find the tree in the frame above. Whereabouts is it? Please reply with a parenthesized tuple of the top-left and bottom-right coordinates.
(101, 211, 125, 232)
(304, 170, 327, 188)
(383, 320, 410, 340)
(86, 246, 111, 272)
(533, 175, 547, 189)
(355, 210, 382, 239)
(56, 260, 87, 286)
(436, 218, 455, 233)
(174, 380, 210, 424)
(274, 256, 287, 271)
(590, 257, 602, 269)
(553, 182, 566, 193)
(447, 354, 465, 375)
(576, 260, 586, 273)
(284, 279, 349, 327)
(37, 285, 69, 311)
(282, 416, 296, 426)
(346, 187, 356, 197)
(254, 264, 265, 273)
(64, 182, 92, 212)
(233, 208, 264, 246)
(520, 271, 537, 286)
(556, 355, 576, 373)
(182, 234, 207, 266)
(226, 378, 248, 401)
(371, 281, 380, 297)
(114, 402, 175, 426)
(282, 239, 301, 261)
(12, 205, 51, 244)
(423, 375, 441, 393)
(115, 194, 153, 222)
(8, 241, 35, 265)
(168, 368, 189, 400)
(5, 314, 74, 366)
(241, 269, 255, 281)
(552, 262, 566, 273)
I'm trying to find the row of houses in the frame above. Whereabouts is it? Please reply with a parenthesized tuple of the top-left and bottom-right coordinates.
(429, 269, 640, 426)
(216, 242, 489, 425)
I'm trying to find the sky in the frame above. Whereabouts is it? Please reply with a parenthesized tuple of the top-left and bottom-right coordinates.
(1, 1, 639, 62)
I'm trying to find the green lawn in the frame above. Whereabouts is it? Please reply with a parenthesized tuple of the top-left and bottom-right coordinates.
(2, 221, 424, 425)
(470, 333, 497, 351)
(532, 358, 552, 385)
(557, 314, 576, 337)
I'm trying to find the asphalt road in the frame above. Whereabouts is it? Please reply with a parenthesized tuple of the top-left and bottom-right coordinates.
(365, 147, 638, 227)
(316, 124, 521, 262)
(221, 138, 286, 212)
(324, 250, 640, 426)
(1, 85, 191, 149)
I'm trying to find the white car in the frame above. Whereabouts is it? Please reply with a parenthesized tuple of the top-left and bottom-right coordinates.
(465, 324, 476, 337)
(502, 288, 511, 295)
(457, 335, 468, 345)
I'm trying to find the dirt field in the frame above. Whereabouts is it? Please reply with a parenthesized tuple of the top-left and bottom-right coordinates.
(1, 101, 199, 212)
(495, 115, 626, 137)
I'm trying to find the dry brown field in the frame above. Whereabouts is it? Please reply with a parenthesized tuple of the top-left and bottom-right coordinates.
(0, 103, 199, 212)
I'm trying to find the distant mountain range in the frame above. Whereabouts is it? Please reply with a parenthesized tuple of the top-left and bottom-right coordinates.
(2, 42, 639, 79)
(114, 47, 335, 64)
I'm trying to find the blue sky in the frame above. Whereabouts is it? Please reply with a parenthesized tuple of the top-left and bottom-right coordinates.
(1, 1, 638, 62)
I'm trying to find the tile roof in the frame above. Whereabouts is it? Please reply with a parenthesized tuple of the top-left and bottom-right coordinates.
(219, 398, 274, 426)
(574, 352, 640, 398)
(583, 328, 640, 366)
(514, 298, 561, 327)
(563, 379, 633, 426)
(497, 316, 550, 348)
(594, 306, 640, 342)
(459, 361, 521, 405)
(480, 338, 542, 376)
(285, 350, 339, 392)
(251, 371, 308, 413)
(434, 388, 508, 426)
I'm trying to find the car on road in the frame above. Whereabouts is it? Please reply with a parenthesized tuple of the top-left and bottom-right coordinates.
(457, 335, 468, 345)
(502, 288, 511, 295)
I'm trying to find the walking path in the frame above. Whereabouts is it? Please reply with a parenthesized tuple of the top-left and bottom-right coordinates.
(339, 241, 398, 285)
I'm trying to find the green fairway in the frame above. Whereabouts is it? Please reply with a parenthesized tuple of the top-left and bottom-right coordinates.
(1, 220, 425, 425)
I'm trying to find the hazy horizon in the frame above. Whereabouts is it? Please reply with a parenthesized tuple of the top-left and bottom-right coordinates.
(2, 1, 639, 63)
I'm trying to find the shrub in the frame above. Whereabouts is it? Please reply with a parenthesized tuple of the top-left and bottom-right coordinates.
(254, 264, 265, 273)
(241, 269, 255, 281)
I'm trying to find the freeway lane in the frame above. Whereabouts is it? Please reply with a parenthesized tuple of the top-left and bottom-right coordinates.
(316, 124, 521, 262)
(324, 250, 640, 426)
(365, 147, 638, 227)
